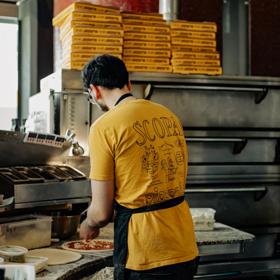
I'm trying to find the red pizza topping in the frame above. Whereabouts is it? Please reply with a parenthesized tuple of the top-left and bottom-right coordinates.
(66, 240, 113, 250)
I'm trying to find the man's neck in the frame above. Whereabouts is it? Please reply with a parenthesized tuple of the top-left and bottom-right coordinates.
(103, 88, 134, 110)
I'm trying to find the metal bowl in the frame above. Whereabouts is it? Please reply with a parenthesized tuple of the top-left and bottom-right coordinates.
(51, 213, 80, 239)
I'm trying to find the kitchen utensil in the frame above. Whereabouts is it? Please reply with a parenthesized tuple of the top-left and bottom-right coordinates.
(51, 212, 80, 239)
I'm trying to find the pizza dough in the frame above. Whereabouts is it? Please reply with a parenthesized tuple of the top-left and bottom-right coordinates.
(26, 248, 81, 265)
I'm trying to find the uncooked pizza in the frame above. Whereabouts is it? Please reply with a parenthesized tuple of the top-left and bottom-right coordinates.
(62, 239, 113, 254)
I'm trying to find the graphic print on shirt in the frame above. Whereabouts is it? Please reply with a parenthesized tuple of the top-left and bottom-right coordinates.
(133, 116, 186, 205)
(142, 145, 161, 186)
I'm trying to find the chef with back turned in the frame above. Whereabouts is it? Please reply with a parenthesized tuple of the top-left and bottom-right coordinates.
(80, 54, 199, 280)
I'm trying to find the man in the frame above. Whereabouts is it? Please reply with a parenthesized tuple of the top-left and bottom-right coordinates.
(80, 54, 199, 280)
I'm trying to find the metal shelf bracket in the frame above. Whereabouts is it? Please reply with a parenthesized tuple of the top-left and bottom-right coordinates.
(254, 88, 268, 104)
(144, 83, 153, 100)
(143, 84, 269, 104)
(232, 139, 248, 154)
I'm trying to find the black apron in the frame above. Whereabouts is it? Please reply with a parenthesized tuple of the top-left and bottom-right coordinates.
(113, 196, 185, 280)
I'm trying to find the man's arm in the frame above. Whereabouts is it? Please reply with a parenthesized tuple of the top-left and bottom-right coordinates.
(80, 179, 114, 239)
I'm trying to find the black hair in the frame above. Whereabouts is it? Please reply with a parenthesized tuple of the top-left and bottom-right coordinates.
(82, 54, 129, 90)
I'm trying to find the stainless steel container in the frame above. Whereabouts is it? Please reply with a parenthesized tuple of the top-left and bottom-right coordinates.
(51, 213, 80, 239)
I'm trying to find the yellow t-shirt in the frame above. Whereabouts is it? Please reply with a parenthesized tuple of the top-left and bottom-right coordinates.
(89, 99, 199, 270)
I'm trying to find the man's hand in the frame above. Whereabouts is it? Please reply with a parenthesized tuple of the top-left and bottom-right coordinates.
(79, 219, 100, 240)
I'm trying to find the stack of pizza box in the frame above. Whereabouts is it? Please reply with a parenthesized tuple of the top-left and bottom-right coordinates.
(170, 20, 222, 75)
(122, 12, 172, 73)
(52, 2, 123, 70)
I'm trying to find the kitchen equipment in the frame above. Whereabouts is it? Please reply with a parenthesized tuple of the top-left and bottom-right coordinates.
(0, 130, 91, 210)
(0, 245, 28, 263)
(190, 208, 216, 231)
(51, 212, 80, 239)
(0, 215, 52, 249)
(21, 256, 48, 273)
(33, 69, 280, 278)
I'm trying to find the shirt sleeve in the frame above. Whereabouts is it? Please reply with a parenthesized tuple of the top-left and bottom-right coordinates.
(89, 123, 115, 180)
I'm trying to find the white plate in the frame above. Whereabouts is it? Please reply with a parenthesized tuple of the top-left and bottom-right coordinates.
(62, 239, 114, 255)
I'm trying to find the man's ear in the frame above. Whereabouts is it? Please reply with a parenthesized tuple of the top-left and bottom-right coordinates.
(127, 81, 132, 92)
(90, 84, 102, 99)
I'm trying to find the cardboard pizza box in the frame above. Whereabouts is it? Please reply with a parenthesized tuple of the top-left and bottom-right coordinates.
(170, 30, 216, 40)
(123, 49, 171, 58)
(124, 32, 170, 42)
(171, 58, 220, 67)
(61, 11, 122, 24)
(171, 37, 216, 47)
(171, 45, 216, 53)
(122, 18, 168, 27)
(170, 20, 217, 32)
(126, 63, 172, 73)
(123, 56, 170, 65)
(121, 11, 163, 21)
(123, 24, 170, 34)
(173, 65, 222, 75)
(62, 44, 123, 54)
(124, 41, 171, 50)
(62, 55, 123, 70)
(61, 27, 124, 41)
(53, 2, 120, 27)
(172, 51, 220, 60)
(62, 34, 123, 46)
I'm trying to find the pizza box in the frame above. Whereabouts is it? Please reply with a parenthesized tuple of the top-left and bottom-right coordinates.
(172, 66, 222, 75)
(123, 24, 170, 34)
(63, 57, 123, 71)
(62, 44, 123, 54)
(62, 34, 123, 46)
(53, 2, 120, 26)
(172, 51, 220, 60)
(126, 64, 172, 73)
(66, 11, 122, 24)
(63, 52, 122, 61)
(171, 45, 216, 53)
(124, 41, 171, 50)
(171, 59, 221, 67)
(171, 37, 216, 47)
(123, 48, 171, 58)
(60, 16, 122, 33)
(122, 18, 168, 27)
(61, 27, 124, 41)
(123, 57, 170, 65)
(170, 20, 217, 32)
(121, 11, 163, 21)
(124, 32, 170, 42)
(171, 30, 216, 40)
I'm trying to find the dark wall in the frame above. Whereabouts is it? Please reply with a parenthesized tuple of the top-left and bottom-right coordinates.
(249, 0, 280, 77)
(37, 0, 53, 90)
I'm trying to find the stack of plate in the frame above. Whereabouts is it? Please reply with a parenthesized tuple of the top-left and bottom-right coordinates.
(170, 20, 222, 75)
(122, 11, 172, 73)
(53, 2, 123, 70)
